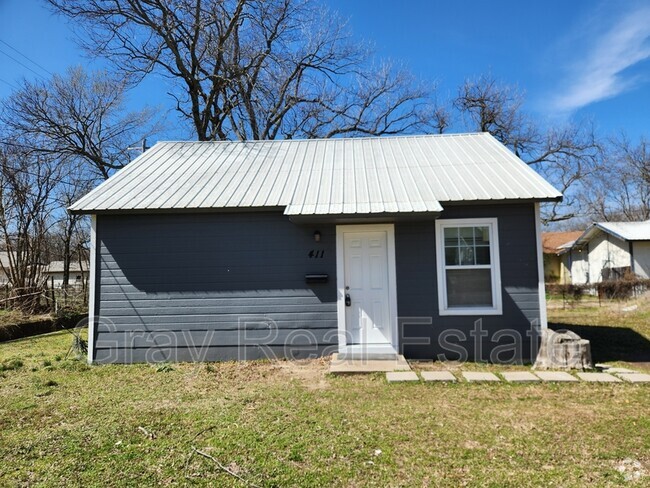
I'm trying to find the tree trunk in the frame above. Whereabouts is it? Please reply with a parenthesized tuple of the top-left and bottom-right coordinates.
(533, 329, 593, 371)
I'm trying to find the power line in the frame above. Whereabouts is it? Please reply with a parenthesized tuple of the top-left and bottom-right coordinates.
(0, 46, 48, 80)
(0, 39, 53, 77)
(0, 77, 19, 90)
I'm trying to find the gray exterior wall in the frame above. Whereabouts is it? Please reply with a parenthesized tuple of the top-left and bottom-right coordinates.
(92, 203, 541, 364)
(92, 213, 337, 363)
(396, 203, 541, 362)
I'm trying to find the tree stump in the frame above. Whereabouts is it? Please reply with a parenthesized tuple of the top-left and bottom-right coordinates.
(533, 328, 593, 371)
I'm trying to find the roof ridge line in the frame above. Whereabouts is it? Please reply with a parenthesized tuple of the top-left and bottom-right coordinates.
(154, 132, 489, 144)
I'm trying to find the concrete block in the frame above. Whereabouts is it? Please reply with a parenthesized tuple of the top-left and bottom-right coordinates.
(576, 372, 622, 383)
(618, 373, 650, 383)
(502, 371, 540, 382)
(421, 371, 457, 382)
(534, 371, 579, 382)
(329, 354, 411, 374)
(462, 372, 500, 382)
(386, 371, 419, 383)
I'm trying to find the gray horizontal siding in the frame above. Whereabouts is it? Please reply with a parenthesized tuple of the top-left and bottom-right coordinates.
(93, 203, 541, 364)
(96, 328, 336, 348)
(395, 203, 541, 363)
(93, 213, 337, 363)
(94, 345, 336, 363)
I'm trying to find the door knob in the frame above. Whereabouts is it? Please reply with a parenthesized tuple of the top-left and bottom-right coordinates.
(345, 293, 351, 307)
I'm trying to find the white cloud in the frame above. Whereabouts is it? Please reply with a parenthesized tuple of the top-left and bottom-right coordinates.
(551, 4, 650, 113)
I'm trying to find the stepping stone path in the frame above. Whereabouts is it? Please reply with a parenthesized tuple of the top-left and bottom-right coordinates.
(618, 373, 650, 383)
(502, 372, 540, 382)
(576, 372, 622, 383)
(386, 371, 419, 383)
(462, 372, 500, 382)
(383, 368, 650, 384)
(421, 371, 457, 382)
(534, 371, 579, 382)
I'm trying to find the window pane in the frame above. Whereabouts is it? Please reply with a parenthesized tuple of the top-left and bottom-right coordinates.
(446, 269, 493, 308)
(475, 246, 491, 265)
(444, 227, 458, 247)
(474, 226, 490, 245)
(459, 226, 474, 246)
(445, 246, 459, 266)
(459, 245, 475, 265)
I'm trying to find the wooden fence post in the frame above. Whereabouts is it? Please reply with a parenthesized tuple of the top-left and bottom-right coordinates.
(50, 276, 56, 312)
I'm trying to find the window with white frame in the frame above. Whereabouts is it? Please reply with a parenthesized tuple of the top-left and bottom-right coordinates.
(435, 218, 502, 315)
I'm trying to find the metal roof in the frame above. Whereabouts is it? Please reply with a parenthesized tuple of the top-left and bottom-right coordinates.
(45, 261, 90, 273)
(571, 220, 650, 248)
(69, 133, 562, 215)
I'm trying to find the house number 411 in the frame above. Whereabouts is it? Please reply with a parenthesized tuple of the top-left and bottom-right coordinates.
(308, 250, 325, 258)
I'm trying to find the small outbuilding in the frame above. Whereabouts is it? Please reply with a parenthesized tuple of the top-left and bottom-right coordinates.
(560, 220, 650, 284)
(70, 133, 562, 364)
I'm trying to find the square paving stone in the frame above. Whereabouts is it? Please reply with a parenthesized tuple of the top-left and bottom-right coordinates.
(462, 372, 500, 382)
(602, 367, 637, 374)
(534, 371, 579, 382)
(421, 371, 457, 382)
(502, 372, 540, 382)
(386, 371, 419, 383)
(576, 372, 622, 383)
(618, 373, 650, 383)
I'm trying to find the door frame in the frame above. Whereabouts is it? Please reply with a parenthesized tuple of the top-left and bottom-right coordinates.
(335, 223, 398, 350)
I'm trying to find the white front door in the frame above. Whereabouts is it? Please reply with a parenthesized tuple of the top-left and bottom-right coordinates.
(339, 226, 395, 345)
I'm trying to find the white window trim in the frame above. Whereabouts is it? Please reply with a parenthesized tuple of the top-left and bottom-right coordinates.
(435, 217, 503, 316)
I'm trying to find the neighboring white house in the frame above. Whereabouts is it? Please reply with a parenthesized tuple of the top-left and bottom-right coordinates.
(0, 252, 11, 285)
(560, 220, 650, 284)
(44, 261, 90, 288)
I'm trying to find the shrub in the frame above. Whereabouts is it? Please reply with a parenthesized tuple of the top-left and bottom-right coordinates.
(0, 358, 24, 372)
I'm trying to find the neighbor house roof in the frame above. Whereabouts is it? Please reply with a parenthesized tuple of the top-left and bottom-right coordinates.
(568, 220, 650, 251)
(69, 133, 562, 215)
(541, 231, 583, 254)
(45, 261, 90, 274)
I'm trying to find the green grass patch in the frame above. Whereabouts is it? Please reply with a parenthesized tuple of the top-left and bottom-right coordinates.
(0, 312, 649, 486)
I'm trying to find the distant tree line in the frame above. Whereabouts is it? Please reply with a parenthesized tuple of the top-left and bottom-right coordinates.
(0, 0, 646, 309)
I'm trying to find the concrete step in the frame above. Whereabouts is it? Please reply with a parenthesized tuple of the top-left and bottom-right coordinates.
(336, 345, 399, 361)
(329, 353, 411, 374)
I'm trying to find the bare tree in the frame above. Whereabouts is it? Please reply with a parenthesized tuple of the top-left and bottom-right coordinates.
(47, 0, 439, 141)
(54, 168, 94, 289)
(0, 145, 58, 311)
(454, 75, 602, 223)
(582, 136, 650, 222)
(0, 66, 159, 289)
(0, 66, 160, 179)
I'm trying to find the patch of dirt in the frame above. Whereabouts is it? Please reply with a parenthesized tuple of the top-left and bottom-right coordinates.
(199, 357, 332, 390)
(268, 357, 331, 390)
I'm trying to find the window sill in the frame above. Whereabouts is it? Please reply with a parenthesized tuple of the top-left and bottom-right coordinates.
(439, 307, 503, 316)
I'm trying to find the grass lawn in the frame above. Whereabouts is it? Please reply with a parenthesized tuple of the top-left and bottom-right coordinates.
(1, 303, 649, 487)
(548, 293, 650, 369)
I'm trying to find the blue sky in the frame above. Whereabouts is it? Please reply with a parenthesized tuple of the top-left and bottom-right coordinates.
(0, 0, 649, 141)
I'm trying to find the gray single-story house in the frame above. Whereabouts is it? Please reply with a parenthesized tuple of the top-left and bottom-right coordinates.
(70, 133, 562, 364)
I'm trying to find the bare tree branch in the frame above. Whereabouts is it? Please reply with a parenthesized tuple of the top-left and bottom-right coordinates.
(46, 0, 441, 141)
(454, 74, 602, 223)
(0, 66, 161, 180)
